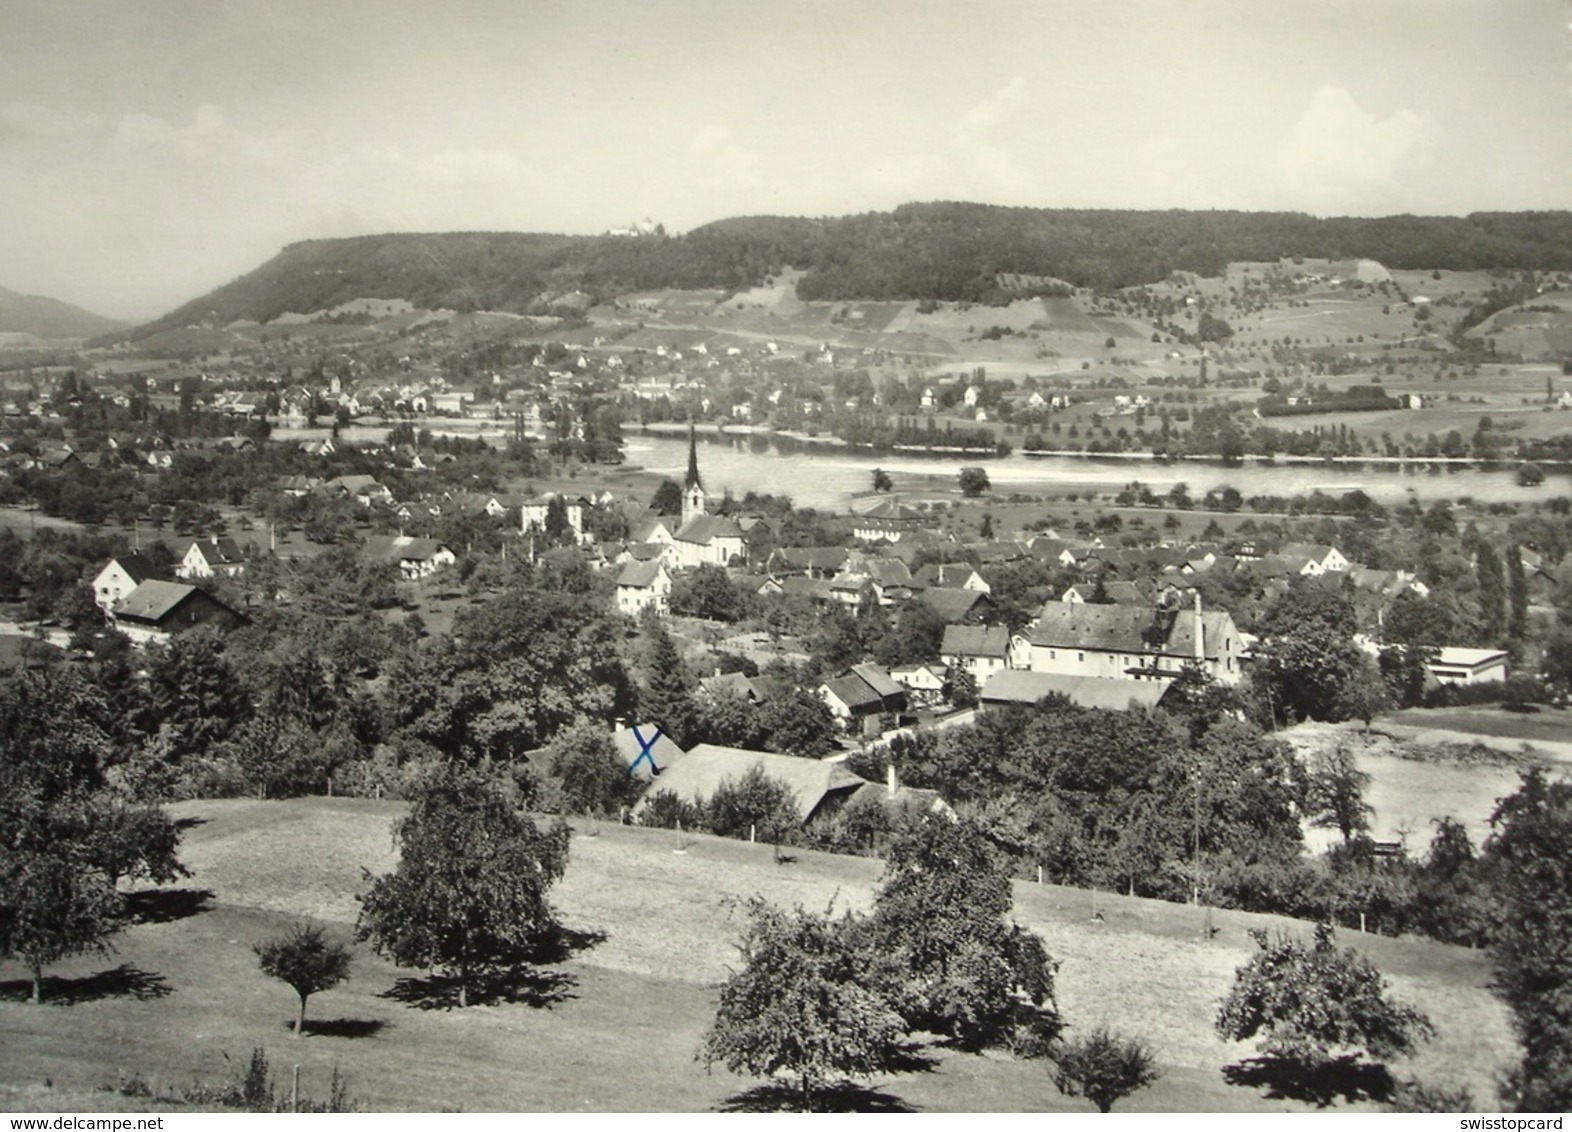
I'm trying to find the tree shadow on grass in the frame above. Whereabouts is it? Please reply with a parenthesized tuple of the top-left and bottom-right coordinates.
(1223, 1054, 1396, 1107)
(521, 923, 608, 965)
(173, 816, 209, 831)
(124, 887, 215, 924)
(0, 964, 173, 1005)
(295, 1017, 388, 1039)
(716, 1080, 919, 1113)
(379, 967, 578, 1011)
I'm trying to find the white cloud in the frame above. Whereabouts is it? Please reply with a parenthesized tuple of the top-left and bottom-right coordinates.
(1276, 86, 1440, 214)
(684, 125, 764, 193)
(951, 77, 1035, 197)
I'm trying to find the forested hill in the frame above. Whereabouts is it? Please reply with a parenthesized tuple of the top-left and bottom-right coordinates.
(0, 284, 127, 339)
(123, 204, 1572, 338)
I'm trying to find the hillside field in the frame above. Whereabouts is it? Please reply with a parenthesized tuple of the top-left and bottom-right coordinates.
(0, 797, 1517, 1113)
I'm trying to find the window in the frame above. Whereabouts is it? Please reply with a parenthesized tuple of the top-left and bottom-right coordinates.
(1078, 652, 1085, 663)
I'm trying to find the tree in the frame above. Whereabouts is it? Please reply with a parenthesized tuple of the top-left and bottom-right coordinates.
(1252, 582, 1365, 724)
(1307, 744, 1373, 844)
(949, 667, 979, 709)
(651, 479, 683, 516)
(1216, 924, 1434, 1073)
(869, 814, 1058, 1050)
(357, 764, 570, 1007)
(1484, 769, 1572, 1111)
(698, 897, 908, 1111)
(544, 721, 640, 816)
(1507, 544, 1529, 641)
(255, 924, 353, 1038)
(1476, 541, 1506, 641)
(871, 468, 893, 493)
(1051, 1025, 1161, 1112)
(641, 621, 701, 748)
(754, 687, 839, 758)
(0, 669, 171, 1003)
(705, 766, 799, 844)
(958, 467, 991, 498)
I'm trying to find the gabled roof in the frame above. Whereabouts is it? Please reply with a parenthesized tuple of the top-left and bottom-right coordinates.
(104, 553, 160, 584)
(917, 587, 994, 622)
(856, 499, 924, 523)
(113, 580, 240, 625)
(675, 513, 743, 544)
(636, 744, 868, 823)
(771, 546, 849, 572)
(616, 560, 668, 588)
(912, 563, 981, 588)
(821, 675, 885, 712)
(610, 722, 687, 780)
(1063, 581, 1148, 605)
(363, 535, 451, 562)
(1023, 604, 1231, 661)
(941, 624, 1011, 658)
(847, 663, 904, 700)
(980, 670, 1172, 711)
(699, 670, 765, 701)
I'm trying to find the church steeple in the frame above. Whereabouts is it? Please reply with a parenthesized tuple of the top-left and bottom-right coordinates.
(682, 424, 706, 527)
(684, 424, 702, 491)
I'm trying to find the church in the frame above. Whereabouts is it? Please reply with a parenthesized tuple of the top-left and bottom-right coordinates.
(668, 428, 745, 570)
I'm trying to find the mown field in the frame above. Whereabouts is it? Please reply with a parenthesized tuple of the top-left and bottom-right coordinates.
(0, 797, 1517, 1113)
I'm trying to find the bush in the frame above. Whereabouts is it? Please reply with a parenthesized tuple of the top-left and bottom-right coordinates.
(1051, 1025, 1161, 1112)
(1424, 676, 1550, 708)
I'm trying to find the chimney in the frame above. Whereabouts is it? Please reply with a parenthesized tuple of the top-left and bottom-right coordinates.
(886, 762, 897, 798)
(1194, 590, 1205, 662)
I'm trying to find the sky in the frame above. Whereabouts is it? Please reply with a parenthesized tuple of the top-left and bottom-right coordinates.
(1, 0, 1567, 321)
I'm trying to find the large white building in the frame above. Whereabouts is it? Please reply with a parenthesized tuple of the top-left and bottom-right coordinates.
(1009, 596, 1243, 685)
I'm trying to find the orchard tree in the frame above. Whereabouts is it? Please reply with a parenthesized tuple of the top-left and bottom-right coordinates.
(1216, 924, 1433, 1077)
(871, 468, 893, 493)
(641, 620, 701, 748)
(1484, 769, 1572, 1111)
(1252, 581, 1365, 724)
(255, 924, 353, 1037)
(958, 467, 991, 498)
(869, 814, 1059, 1049)
(1051, 1025, 1162, 1112)
(357, 764, 570, 1007)
(699, 897, 908, 1111)
(1307, 745, 1373, 845)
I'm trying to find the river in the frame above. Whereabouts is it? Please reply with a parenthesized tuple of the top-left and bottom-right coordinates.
(627, 431, 1565, 511)
(289, 422, 1564, 512)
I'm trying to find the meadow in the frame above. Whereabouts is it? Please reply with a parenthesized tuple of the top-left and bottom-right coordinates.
(0, 797, 1517, 1113)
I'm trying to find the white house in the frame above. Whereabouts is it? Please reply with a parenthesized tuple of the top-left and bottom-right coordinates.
(940, 624, 1012, 683)
(92, 554, 161, 614)
(616, 560, 672, 617)
(1009, 597, 1243, 685)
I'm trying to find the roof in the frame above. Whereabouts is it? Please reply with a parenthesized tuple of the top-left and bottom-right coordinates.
(1064, 581, 1148, 605)
(917, 587, 993, 622)
(636, 744, 868, 823)
(104, 553, 160, 584)
(1432, 647, 1509, 668)
(113, 580, 206, 623)
(856, 498, 924, 523)
(941, 624, 1011, 658)
(1023, 603, 1231, 661)
(699, 671, 765, 701)
(822, 675, 885, 712)
(913, 563, 980, 588)
(771, 546, 849, 572)
(610, 723, 687, 780)
(980, 670, 1172, 711)
(675, 514, 743, 544)
(363, 535, 451, 562)
(616, 560, 667, 588)
(848, 663, 905, 700)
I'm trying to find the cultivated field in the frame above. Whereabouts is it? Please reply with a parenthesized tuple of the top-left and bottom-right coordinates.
(0, 798, 1517, 1112)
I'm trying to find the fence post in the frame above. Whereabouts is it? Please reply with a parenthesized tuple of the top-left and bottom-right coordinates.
(291, 1065, 300, 1113)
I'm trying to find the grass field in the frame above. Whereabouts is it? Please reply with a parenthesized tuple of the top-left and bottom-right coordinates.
(0, 797, 1517, 1113)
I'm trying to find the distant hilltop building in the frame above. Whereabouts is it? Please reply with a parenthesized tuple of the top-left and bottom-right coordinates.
(606, 217, 665, 238)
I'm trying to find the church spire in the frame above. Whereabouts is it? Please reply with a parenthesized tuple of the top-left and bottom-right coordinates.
(684, 424, 702, 490)
(681, 424, 706, 527)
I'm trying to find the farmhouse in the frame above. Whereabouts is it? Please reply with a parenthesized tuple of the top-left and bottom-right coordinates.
(363, 535, 456, 579)
(610, 722, 686, 781)
(92, 553, 162, 614)
(109, 580, 246, 645)
(634, 744, 868, 827)
(979, 670, 1173, 712)
(175, 536, 246, 579)
(819, 663, 907, 735)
